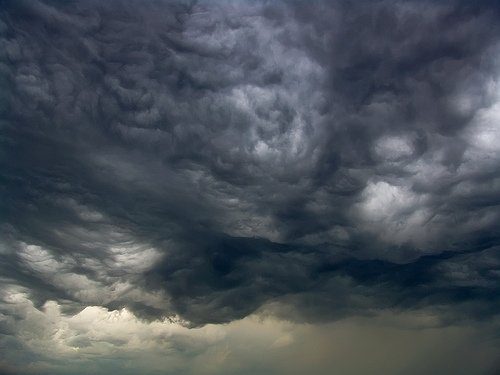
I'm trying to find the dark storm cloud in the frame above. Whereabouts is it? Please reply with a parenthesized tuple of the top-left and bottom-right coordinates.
(1, 0, 500, 327)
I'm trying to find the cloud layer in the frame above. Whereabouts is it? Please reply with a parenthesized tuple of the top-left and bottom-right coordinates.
(1, 0, 500, 372)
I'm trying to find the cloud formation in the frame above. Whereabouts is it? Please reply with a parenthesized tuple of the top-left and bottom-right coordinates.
(1, 0, 500, 372)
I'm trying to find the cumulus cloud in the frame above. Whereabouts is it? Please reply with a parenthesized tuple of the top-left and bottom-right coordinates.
(1, 1, 500, 371)
(0, 294, 498, 375)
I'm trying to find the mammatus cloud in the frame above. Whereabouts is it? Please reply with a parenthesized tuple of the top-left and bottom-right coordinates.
(1, 0, 500, 373)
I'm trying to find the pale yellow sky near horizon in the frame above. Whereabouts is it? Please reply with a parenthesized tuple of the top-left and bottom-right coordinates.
(2, 289, 499, 375)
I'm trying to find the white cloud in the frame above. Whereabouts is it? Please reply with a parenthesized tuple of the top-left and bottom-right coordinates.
(374, 135, 414, 161)
(1, 293, 498, 375)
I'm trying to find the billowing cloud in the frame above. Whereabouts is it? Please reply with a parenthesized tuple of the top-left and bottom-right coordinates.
(1, 0, 500, 373)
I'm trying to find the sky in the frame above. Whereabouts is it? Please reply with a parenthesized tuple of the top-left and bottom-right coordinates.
(1, 0, 500, 374)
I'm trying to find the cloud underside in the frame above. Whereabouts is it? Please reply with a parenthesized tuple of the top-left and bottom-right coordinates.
(1, 0, 500, 336)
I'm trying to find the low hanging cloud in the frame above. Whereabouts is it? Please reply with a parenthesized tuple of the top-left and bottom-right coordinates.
(1, 0, 500, 337)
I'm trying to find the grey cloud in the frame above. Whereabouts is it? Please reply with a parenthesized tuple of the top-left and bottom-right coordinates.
(1, 0, 500, 333)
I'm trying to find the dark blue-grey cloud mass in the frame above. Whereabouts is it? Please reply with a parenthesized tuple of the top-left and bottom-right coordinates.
(1, 0, 500, 343)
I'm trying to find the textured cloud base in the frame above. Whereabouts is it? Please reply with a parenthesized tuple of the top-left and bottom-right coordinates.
(1, 0, 500, 373)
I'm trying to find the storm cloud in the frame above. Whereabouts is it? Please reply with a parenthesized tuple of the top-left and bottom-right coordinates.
(1, 0, 500, 373)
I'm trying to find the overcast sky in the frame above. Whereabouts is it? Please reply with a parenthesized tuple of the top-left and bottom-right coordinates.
(1, 0, 500, 374)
